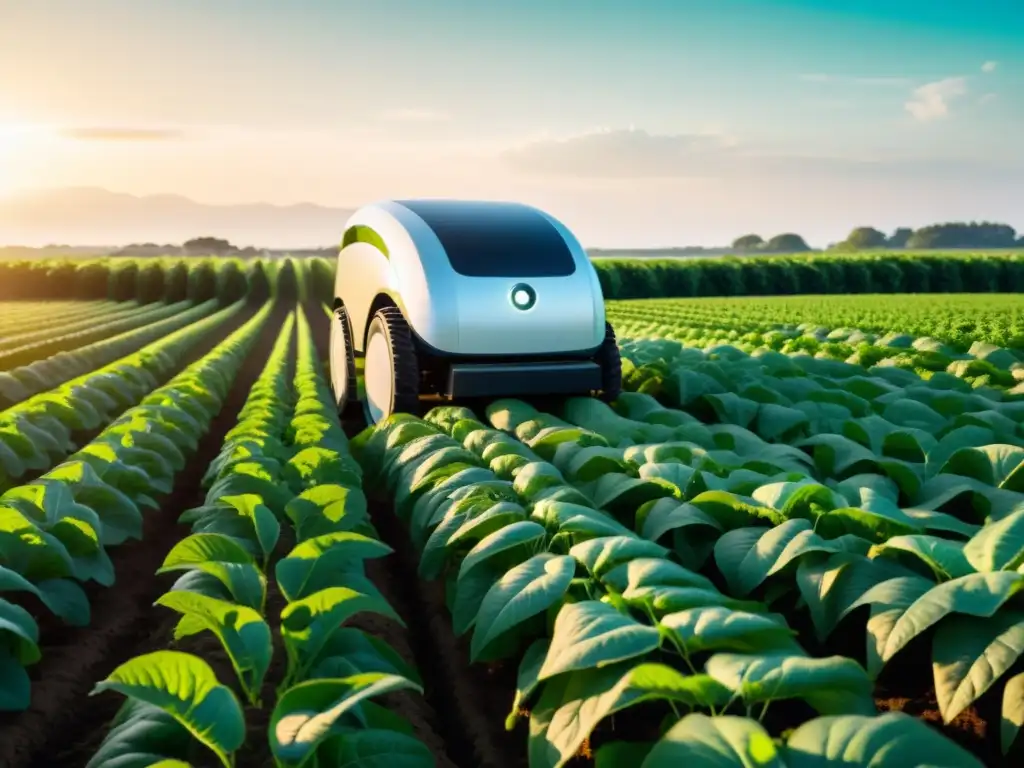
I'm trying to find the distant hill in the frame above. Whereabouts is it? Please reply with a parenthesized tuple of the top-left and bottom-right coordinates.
(0, 187, 355, 249)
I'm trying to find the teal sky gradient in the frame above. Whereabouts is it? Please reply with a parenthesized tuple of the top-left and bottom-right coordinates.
(0, 0, 1021, 246)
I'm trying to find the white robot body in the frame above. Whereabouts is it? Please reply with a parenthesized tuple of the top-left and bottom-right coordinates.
(335, 200, 605, 355)
(330, 199, 621, 423)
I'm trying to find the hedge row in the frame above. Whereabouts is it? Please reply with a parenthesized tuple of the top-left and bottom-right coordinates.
(5, 251, 1020, 305)
(0, 256, 283, 304)
(593, 251, 1024, 299)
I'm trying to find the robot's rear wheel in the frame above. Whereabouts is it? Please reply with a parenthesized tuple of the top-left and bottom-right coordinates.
(362, 307, 420, 425)
(597, 321, 622, 402)
(329, 306, 357, 416)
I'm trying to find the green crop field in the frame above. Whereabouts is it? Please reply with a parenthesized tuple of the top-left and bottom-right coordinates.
(0, 252, 1022, 768)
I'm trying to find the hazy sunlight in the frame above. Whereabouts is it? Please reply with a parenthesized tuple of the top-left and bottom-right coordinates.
(0, 122, 40, 199)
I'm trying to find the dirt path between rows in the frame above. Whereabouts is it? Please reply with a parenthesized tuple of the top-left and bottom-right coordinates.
(305, 296, 468, 767)
(0, 299, 278, 768)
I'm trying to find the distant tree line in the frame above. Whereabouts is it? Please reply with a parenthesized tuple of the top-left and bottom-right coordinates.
(830, 222, 1023, 251)
(731, 221, 1023, 254)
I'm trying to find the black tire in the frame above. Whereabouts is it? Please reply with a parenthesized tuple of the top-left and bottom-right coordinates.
(329, 305, 357, 417)
(361, 306, 420, 424)
(597, 321, 622, 402)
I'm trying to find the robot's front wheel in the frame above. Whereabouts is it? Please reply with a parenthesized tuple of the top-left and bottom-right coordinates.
(362, 307, 420, 425)
(329, 305, 357, 416)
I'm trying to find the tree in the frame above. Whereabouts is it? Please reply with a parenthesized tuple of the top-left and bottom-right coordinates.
(844, 226, 887, 249)
(887, 227, 913, 248)
(184, 236, 234, 255)
(907, 221, 1016, 249)
(765, 233, 810, 252)
(732, 234, 764, 252)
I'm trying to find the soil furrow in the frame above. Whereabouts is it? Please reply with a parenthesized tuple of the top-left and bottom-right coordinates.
(362, 494, 529, 768)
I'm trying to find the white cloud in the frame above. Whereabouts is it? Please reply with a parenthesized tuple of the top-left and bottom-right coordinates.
(979, 93, 998, 106)
(905, 78, 967, 121)
(377, 109, 450, 123)
(982, 61, 998, 73)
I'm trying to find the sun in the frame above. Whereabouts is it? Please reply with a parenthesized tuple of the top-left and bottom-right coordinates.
(0, 122, 42, 198)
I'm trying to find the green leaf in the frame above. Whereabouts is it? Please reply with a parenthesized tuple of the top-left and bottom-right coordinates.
(308, 628, 420, 685)
(269, 674, 421, 766)
(537, 600, 661, 681)
(531, 500, 634, 539)
(641, 714, 783, 767)
(660, 607, 797, 655)
(218, 494, 280, 561)
(932, 610, 1024, 723)
(316, 728, 435, 768)
(155, 591, 273, 702)
(0, 565, 90, 626)
(284, 484, 369, 542)
(705, 652, 876, 716)
(870, 535, 975, 582)
(881, 572, 1024, 664)
(938, 444, 1024, 491)
(470, 553, 575, 662)
(276, 531, 392, 602)
(1002, 671, 1024, 755)
(963, 505, 1024, 572)
(453, 520, 547, 633)
(0, 647, 32, 711)
(530, 662, 732, 768)
(569, 535, 669, 580)
(281, 587, 401, 680)
(845, 575, 936, 676)
(624, 584, 762, 617)
(781, 711, 984, 767)
(157, 533, 265, 610)
(90, 651, 245, 768)
(0, 596, 41, 663)
(614, 556, 717, 594)
(507, 638, 549, 729)
(0, 503, 76, 582)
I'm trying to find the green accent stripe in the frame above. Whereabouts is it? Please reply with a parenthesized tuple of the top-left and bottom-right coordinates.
(342, 225, 389, 258)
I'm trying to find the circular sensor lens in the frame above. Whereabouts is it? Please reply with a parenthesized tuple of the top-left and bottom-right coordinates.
(510, 283, 536, 310)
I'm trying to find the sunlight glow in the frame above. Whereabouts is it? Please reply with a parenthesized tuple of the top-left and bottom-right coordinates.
(0, 122, 46, 199)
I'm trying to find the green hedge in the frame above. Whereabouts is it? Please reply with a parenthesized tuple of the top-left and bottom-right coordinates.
(593, 251, 1024, 299)
(0, 256, 279, 303)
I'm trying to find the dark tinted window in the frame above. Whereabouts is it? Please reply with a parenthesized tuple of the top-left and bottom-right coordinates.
(397, 200, 577, 277)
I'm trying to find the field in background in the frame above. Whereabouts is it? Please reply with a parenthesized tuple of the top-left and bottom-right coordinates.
(0, 255, 1021, 767)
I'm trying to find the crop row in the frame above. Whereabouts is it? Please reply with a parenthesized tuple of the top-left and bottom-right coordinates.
(0, 298, 224, 409)
(352, 398, 992, 766)
(610, 307, 1024, 394)
(0, 301, 273, 710)
(0, 299, 247, 489)
(0, 299, 132, 339)
(88, 305, 435, 767)
(606, 343, 1023, 521)
(0, 299, 182, 358)
(608, 294, 1024, 352)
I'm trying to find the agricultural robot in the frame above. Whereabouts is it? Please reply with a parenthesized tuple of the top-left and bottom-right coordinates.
(330, 199, 621, 424)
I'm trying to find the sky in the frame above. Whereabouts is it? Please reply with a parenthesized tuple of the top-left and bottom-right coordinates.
(0, 0, 1022, 247)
